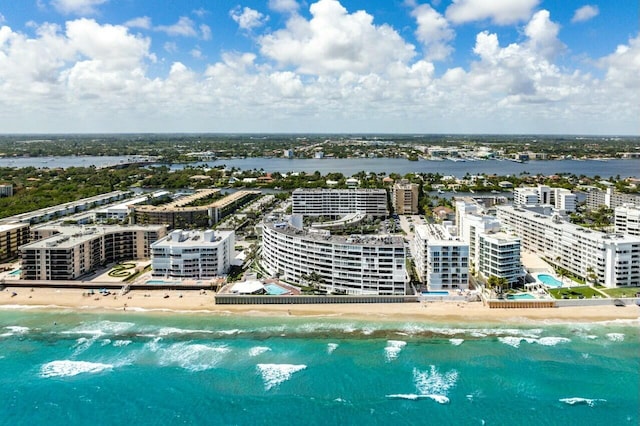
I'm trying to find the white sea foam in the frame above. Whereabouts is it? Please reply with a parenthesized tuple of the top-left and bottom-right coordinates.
(5, 326, 29, 334)
(327, 343, 339, 354)
(413, 366, 458, 398)
(72, 336, 98, 357)
(256, 364, 306, 390)
(384, 340, 407, 361)
(218, 329, 242, 335)
(158, 342, 230, 372)
(249, 346, 271, 357)
(156, 327, 214, 336)
(385, 394, 450, 404)
(40, 360, 113, 378)
(63, 320, 135, 337)
(606, 333, 624, 342)
(113, 340, 132, 347)
(536, 337, 571, 346)
(498, 336, 568, 347)
(100, 339, 112, 347)
(559, 397, 606, 407)
(449, 339, 464, 346)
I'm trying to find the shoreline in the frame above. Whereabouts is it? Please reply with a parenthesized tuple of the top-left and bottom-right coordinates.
(2, 287, 639, 325)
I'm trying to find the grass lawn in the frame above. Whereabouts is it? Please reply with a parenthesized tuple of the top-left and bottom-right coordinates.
(601, 287, 640, 298)
(549, 286, 603, 300)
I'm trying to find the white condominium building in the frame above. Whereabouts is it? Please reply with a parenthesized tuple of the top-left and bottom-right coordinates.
(291, 189, 388, 218)
(261, 218, 406, 295)
(412, 224, 469, 290)
(585, 187, 640, 210)
(151, 229, 234, 279)
(513, 185, 576, 213)
(497, 206, 640, 287)
(455, 200, 521, 286)
(477, 232, 522, 287)
(615, 205, 640, 236)
(20, 225, 167, 280)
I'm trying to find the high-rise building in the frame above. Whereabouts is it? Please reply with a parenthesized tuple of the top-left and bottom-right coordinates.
(20, 225, 167, 280)
(0, 223, 30, 262)
(151, 229, 235, 279)
(392, 181, 419, 215)
(412, 224, 469, 290)
(261, 217, 406, 295)
(615, 204, 640, 236)
(291, 189, 388, 218)
(497, 205, 640, 287)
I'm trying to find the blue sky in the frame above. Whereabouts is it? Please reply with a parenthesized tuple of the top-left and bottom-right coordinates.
(0, 0, 638, 134)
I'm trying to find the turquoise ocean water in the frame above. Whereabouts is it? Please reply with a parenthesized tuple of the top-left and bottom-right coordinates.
(0, 308, 638, 425)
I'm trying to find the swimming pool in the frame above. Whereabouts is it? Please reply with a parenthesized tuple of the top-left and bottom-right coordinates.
(507, 293, 536, 300)
(8, 269, 21, 276)
(146, 279, 179, 285)
(265, 284, 289, 295)
(421, 291, 449, 296)
(537, 274, 562, 288)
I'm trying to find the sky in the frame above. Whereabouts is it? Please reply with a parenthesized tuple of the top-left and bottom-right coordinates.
(0, 0, 638, 135)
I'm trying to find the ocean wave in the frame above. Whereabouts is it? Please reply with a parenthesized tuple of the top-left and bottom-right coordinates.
(72, 336, 99, 357)
(498, 336, 570, 348)
(5, 326, 30, 334)
(248, 346, 271, 357)
(100, 339, 111, 347)
(256, 364, 306, 391)
(606, 333, 624, 342)
(536, 337, 571, 346)
(157, 342, 230, 372)
(559, 397, 606, 407)
(413, 366, 458, 398)
(398, 324, 543, 339)
(386, 394, 450, 404)
(40, 360, 113, 378)
(62, 320, 135, 337)
(327, 343, 339, 354)
(384, 340, 406, 362)
(156, 327, 215, 337)
(113, 340, 132, 347)
(449, 339, 464, 346)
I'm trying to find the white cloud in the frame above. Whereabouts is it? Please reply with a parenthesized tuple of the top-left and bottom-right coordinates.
(0, 5, 637, 135)
(163, 42, 178, 53)
(446, 0, 539, 25)
(572, 5, 599, 23)
(190, 49, 203, 59)
(259, 0, 415, 74)
(524, 10, 564, 60)
(268, 0, 299, 14)
(192, 8, 209, 18)
(155, 17, 198, 37)
(0, 13, 5, 24)
(230, 7, 268, 31)
(200, 24, 212, 40)
(411, 4, 454, 61)
(51, 0, 108, 15)
(124, 16, 151, 30)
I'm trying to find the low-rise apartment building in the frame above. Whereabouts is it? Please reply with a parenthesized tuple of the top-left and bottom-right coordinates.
(0, 223, 30, 262)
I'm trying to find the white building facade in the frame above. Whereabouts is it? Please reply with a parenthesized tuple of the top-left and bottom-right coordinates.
(151, 229, 234, 279)
(292, 189, 388, 218)
(497, 205, 640, 288)
(412, 224, 469, 290)
(261, 219, 406, 295)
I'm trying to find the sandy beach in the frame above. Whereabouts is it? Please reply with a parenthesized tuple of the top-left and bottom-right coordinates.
(1, 286, 639, 324)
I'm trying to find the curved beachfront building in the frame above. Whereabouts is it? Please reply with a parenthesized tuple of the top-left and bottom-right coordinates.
(261, 219, 407, 295)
